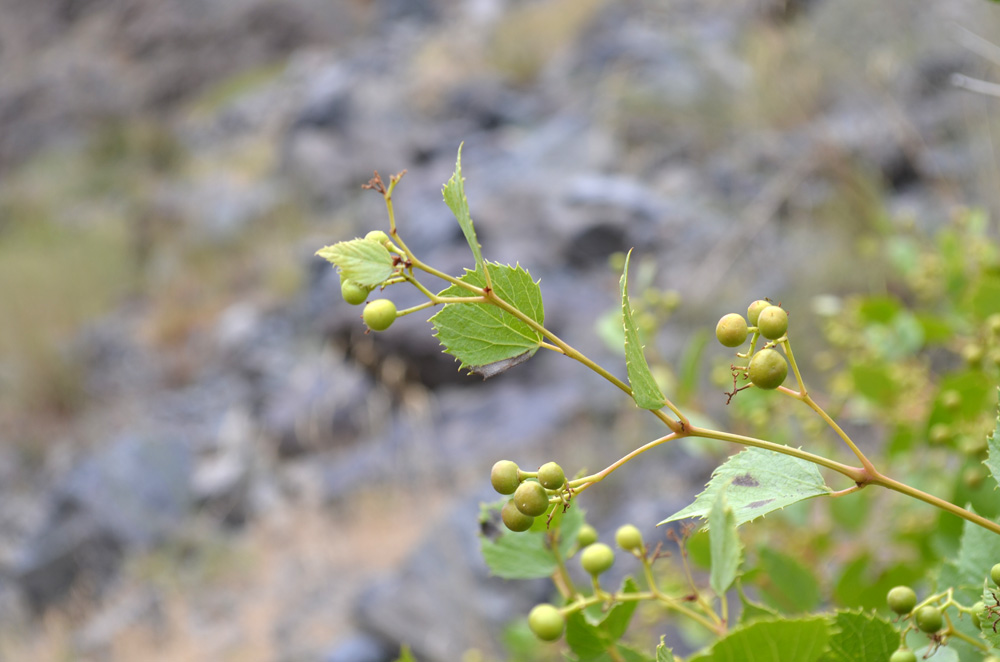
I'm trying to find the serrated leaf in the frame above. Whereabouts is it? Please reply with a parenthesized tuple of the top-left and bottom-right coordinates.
(819, 610, 898, 662)
(756, 547, 821, 614)
(737, 583, 778, 625)
(621, 249, 665, 410)
(430, 263, 544, 375)
(980, 585, 1000, 650)
(479, 504, 583, 579)
(656, 636, 676, 662)
(984, 388, 1000, 488)
(688, 616, 831, 662)
(315, 238, 395, 287)
(658, 447, 832, 528)
(442, 144, 485, 273)
(937, 508, 1000, 603)
(709, 484, 742, 598)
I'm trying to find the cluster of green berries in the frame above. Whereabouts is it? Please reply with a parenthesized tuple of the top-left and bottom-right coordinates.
(715, 300, 789, 390)
(958, 312, 1000, 371)
(491, 460, 566, 532)
(526, 522, 646, 642)
(339, 231, 399, 331)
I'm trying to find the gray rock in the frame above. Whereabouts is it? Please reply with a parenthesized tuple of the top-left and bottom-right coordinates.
(321, 633, 394, 662)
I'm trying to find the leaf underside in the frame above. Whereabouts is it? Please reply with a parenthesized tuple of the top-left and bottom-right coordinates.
(659, 447, 831, 528)
(430, 263, 544, 376)
(621, 249, 666, 410)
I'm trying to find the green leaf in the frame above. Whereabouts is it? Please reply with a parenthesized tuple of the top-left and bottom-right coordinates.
(756, 547, 821, 614)
(980, 585, 1000, 650)
(442, 143, 485, 273)
(620, 249, 665, 410)
(480, 503, 583, 579)
(656, 636, 676, 661)
(566, 611, 610, 660)
(819, 610, 898, 662)
(393, 644, 417, 662)
(602, 577, 640, 641)
(658, 447, 831, 528)
(984, 388, 1000, 488)
(431, 263, 544, 376)
(709, 484, 742, 598)
(688, 616, 831, 662)
(737, 583, 778, 624)
(566, 577, 640, 661)
(937, 508, 1000, 603)
(315, 238, 395, 287)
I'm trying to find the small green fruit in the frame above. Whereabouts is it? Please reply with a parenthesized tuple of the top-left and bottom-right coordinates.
(363, 299, 397, 331)
(501, 499, 534, 532)
(513, 481, 550, 517)
(886, 586, 917, 615)
(747, 300, 770, 326)
(748, 348, 788, 390)
(581, 542, 615, 576)
(972, 601, 985, 629)
(963, 343, 984, 365)
(491, 460, 520, 495)
(716, 313, 749, 347)
(756, 305, 788, 339)
(991, 562, 1000, 585)
(577, 524, 598, 548)
(341, 280, 371, 305)
(537, 462, 566, 490)
(889, 650, 916, 662)
(940, 389, 961, 410)
(615, 524, 643, 552)
(928, 423, 951, 445)
(915, 605, 943, 633)
(528, 603, 565, 641)
(365, 230, 390, 245)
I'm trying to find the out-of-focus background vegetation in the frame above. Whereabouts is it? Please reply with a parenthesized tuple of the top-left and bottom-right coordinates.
(4, 0, 1000, 660)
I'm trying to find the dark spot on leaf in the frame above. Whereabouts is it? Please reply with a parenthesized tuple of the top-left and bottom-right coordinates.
(732, 473, 760, 487)
(747, 499, 775, 509)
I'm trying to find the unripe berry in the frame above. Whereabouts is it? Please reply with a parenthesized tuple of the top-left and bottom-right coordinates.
(886, 586, 917, 615)
(716, 313, 749, 347)
(915, 605, 943, 633)
(363, 299, 397, 331)
(928, 423, 951, 445)
(581, 542, 615, 576)
(513, 481, 550, 517)
(756, 305, 788, 340)
(365, 230, 391, 245)
(615, 524, 643, 552)
(491, 460, 520, 495)
(941, 389, 961, 410)
(501, 499, 534, 532)
(991, 562, 1000, 585)
(747, 300, 770, 326)
(972, 601, 985, 629)
(890, 650, 916, 662)
(577, 524, 598, 548)
(963, 343, 984, 366)
(537, 462, 566, 490)
(341, 280, 371, 305)
(528, 603, 564, 641)
(748, 348, 788, 390)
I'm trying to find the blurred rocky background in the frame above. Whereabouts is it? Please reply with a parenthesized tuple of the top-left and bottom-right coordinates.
(2, 0, 1000, 659)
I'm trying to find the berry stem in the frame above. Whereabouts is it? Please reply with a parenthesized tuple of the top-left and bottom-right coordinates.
(568, 432, 681, 493)
(800, 393, 878, 476)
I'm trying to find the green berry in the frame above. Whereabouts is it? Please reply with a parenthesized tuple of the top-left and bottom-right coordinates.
(963, 343, 984, 365)
(988, 313, 1000, 335)
(365, 230, 390, 245)
(972, 601, 985, 629)
(915, 605, 943, 633)
(747, 299, 770, 326)
(886, 586, 917, 615)
(491, 460, 520, 495)
(991, 562, 1000, 585)
(577, 524, 598, 548)
(716, 313, 749, 347)
(580, 542, 615, 576)
(615, 524, 643, 552)
(501, 499, 534, 532)
(362, 299, 397, 331)
(928, 423, 951, 445)
(941, 389, 961, 410)
(528, 603, 565, 641)
(756, 305, 788, 340)
(889, 650, 916, 662)
(537, 462, 566, 490)
(513, 481, 550, 517)
(748, 348, 788, 390)
(341, 280, 371, 305)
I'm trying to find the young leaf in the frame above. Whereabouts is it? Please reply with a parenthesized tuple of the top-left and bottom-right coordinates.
(316, 238, 395, 287)
(983, 388, 1000, 487)
(709, 484, 742, 598)
(656, 636, 676, 662)
(620, 249, 666, 410)
(442, 143, 485, 274)
(658, 447, 831, 528)
(818, 610, 900, 662)
(431, 263, 544, 376)
(688, 616, 831, 662)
